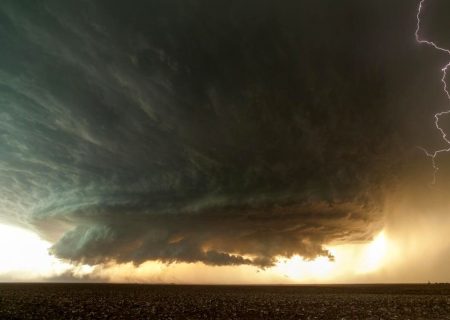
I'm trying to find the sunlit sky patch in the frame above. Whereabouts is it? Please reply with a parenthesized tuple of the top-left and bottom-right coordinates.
(0, 225, 393, 283)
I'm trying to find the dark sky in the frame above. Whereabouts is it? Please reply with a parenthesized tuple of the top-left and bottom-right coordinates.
(0, 0, 449, 268)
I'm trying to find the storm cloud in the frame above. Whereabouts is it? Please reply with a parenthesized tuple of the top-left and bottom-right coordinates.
(0, 0, 434, 267)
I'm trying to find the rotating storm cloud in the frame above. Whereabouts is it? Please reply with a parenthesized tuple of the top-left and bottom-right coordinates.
(0, 0, 450, 283)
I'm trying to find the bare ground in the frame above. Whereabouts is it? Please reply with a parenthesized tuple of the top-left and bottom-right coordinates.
(0, 283, 449, 319)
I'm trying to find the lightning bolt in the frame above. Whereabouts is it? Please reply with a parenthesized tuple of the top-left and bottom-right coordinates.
(416, 0, 450, 184)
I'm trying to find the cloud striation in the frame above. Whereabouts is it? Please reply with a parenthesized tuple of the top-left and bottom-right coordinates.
(0, 0, 409, 267)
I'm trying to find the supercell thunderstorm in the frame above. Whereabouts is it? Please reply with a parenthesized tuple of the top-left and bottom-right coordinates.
(0, 0, 418, 268)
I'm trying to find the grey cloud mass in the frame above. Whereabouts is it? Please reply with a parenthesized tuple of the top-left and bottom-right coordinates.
(0, 0, 437, 267)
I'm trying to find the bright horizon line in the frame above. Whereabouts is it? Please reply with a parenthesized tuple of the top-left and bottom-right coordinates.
(0, 282, 447, 285)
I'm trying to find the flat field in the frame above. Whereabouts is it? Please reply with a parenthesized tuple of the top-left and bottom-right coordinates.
(0, 283, 449, 319)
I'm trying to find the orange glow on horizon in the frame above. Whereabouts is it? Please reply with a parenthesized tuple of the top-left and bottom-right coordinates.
(273, 231, 389, 282)
(0, 226, 394, 283)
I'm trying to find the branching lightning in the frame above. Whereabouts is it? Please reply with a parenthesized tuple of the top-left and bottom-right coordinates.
(416, 0, 450, 184)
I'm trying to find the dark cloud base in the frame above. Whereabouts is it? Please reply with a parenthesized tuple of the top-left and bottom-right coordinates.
(0, 0, 435, 267)
(51, 201, 379, 267)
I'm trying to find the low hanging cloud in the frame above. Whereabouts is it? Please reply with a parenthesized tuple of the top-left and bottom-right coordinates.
(50, 201, 379, 267)
(0, 0, 418, 268)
